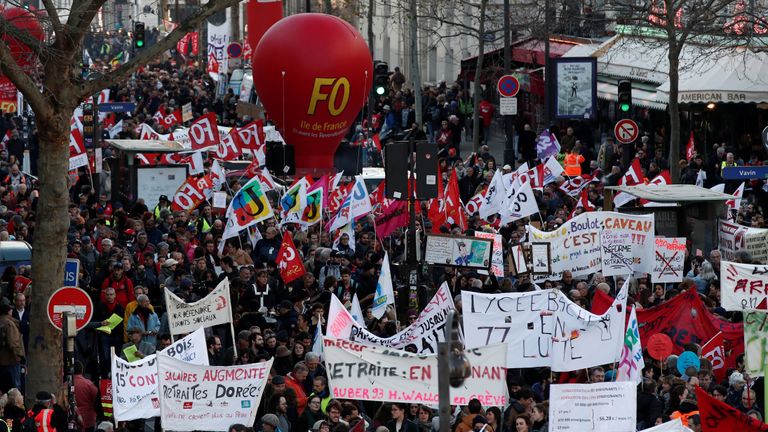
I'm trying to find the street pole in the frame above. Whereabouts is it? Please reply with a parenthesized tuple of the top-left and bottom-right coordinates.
(437, 310, 456, 432)
(407, 138, 419, 310)
(543, 0, 551, 126)
(63, 312, 77, 432)
(367, 0, 375, 134)
(409, 0, 422, 126)
(503, 0, 515, 164)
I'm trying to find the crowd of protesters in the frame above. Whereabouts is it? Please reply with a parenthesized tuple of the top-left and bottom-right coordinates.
(0, 33, 764, 432)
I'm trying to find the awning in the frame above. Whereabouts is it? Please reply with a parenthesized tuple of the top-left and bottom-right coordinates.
(597, 80, 666, 111)
(606, 184, 735, 202)
(656, 50, 768, 104)
(106, 139, 185, 153)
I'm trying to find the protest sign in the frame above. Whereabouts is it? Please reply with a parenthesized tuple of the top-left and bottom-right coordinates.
(327, 283, 457, 354)
(112, 328, 208, 421)
(718, 219, 768, 264)
(744, 312, 768, 377)
(475, 231, 504, 277)
(642, 419, 691, 432)
(158, 355, 272, 431)
(721, 261, 768, 311)
(527, 212, 654, 281)
(637, 288, 744, 369)
(165, 278, 233, 335)
(461, 281, 628, 370)
(653, 237, 686, 283)
(424, 235, 492, 269)
(323, 338, 508, 407)
(549, 381, 637, 432)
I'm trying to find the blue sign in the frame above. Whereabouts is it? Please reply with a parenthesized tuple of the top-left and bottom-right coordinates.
(497, 75, 520, 98)
(722, 165, 768, 180)
(99, 102, 136, 113)
(227, 43, 243, 59)
(676, 350, 701, 375)
(63, 258, 80, 287)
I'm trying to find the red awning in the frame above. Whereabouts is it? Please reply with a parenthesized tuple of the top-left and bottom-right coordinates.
(512, 39, 579, 65)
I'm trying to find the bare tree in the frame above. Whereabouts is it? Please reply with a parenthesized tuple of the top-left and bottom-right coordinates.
(608, 0, 745, 181)
(0, 0, 239, 400)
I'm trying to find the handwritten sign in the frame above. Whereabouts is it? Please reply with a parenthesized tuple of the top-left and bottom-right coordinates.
(158, 355, 271, 431)
(327, 283, 457, 354)
(744, 312, 768, 377)
(721, 261, 768, 311)
(549, 382, 637, 432)
(461, 281, 628, 370)
(475, 232, 504, 277)
(528, 212, 654, 281)
(653, 237, 686, 283)
(164, 278, 233, 335)
(323, 338, 508, 406)
(718, 219, 768, 264)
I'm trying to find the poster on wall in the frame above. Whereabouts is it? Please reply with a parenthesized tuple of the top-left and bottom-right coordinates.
(552, 57, 597, 120)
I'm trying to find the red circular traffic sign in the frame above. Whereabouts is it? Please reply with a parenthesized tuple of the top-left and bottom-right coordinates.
(497, 75, 520, 98)
(47, 287, 93, 331)
(227, 42, 243, 59)
(614, 119, 639, 144)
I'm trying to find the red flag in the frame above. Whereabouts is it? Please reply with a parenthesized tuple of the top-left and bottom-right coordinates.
(558, 174, 592, 197)
(369, 181, 386, 208)
(701, 331, 727, 383)
(328, 182, 353, 215)
(12, 276, 31, 294)
(639, 170, 673, 205)
(427, 173, 446, 232)
(206, 52, 219, 77)
(686, 131, 695, 161)
(243, 159, 261, 179)
(444, 169, 468, 231)
(569, 188, 595, 218)
(349, 419, 366, 432)
(277, 231, 306, 284)
(696, 387, 768, 431)
(171, 175, 213, 212)
(177, 33, 190, 55)
(371, 134, 382, 151)
(620, 158, 644, 186)
(189, 32, 199, 56)
(237, 120, 265, 149)
(189, 113, 220, 150)
(214, 129, 242, 160)
(374, 200, 408, 239)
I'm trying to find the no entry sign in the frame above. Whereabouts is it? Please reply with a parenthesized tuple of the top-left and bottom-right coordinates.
(614, 119, 639, 144)
(47, 286, 93, 331)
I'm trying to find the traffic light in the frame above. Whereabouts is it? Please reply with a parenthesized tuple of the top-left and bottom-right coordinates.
(618, 80, 632, 114)
(133, 22, 145, 49)
(373, 61, 389, 96)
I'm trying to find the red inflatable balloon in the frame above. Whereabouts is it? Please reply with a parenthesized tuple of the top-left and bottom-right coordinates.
(0, 6, 44, 70)
(252, 13, 373, 175)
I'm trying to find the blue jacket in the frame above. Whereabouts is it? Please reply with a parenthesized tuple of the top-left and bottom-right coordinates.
(127, 310, 161, 347)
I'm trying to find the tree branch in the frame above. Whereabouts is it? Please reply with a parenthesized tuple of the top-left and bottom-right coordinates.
(40, 0, 64, 36)
(0, 40, 51, 118)
(81, 0, 240, 98)
(0, 13, 49, 62)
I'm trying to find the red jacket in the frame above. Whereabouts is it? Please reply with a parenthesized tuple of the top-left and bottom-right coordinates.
(101, 275, 135, 308)
(285, 373, 308, 415)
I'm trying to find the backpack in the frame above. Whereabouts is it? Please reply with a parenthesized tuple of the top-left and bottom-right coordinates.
(20, 412, 37, 432)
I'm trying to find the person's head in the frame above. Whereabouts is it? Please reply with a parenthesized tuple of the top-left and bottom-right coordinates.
(590, 367, 605, 382)
(128, 327, 143, 343)
(261, 413, 280, 432)
(327, 400, 342, 423)
(730, 371, 746, 390)
(137, 294, 151, 309)
(207, 335, 222, 353)
(467, 398, 482, 414)
(712, 385, 728, 402)
(688, 414, 701, 432)
(742, 388, 757, 409)
(96, 421, 115, 432)
(157, 333, 172, 351)
(516, 389, 535, 408)
(313, 376, 327, 394)
(418, 405, 432, 423)
(35, 391, 54, 408)
(390, 403, 407, 421)
(514, 414, 532, 432)
(698, 370, 712, 390)
(308, 394, 322, 412)
(293, 362, 309, 381)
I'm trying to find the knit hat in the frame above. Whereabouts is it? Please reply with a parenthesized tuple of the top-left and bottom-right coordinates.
(730, 371, 746, 385)
(261, 414, 280, 428)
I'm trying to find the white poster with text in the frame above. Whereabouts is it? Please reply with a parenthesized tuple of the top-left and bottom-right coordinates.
(549, 382, 637, 432)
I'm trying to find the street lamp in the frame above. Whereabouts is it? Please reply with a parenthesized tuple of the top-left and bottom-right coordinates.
(438, 310, 471, 432)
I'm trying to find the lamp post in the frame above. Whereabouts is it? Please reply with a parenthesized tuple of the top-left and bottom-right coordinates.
(438, 310, 471, 432)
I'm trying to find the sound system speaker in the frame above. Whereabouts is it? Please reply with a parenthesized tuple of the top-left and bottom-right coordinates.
(384, 141, 409, 199)
(334, 142, 362, 176)
(266, 142, 295, 175)
(415, 142, 438, 200)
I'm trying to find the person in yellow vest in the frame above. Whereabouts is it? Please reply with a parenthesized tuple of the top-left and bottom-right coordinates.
(153, 195, 171, 219)
(721, 152, 737, 174)
(564, 147, 585, 176)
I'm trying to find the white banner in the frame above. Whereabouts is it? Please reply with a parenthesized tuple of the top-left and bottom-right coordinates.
(721, 261, 768, 311)
(207, 22, 230, 76)
(642, 419, 692, 432)
(528, 212, 655, 281)
(324, 338, 507, 407)
(652, 237, 686, 283)
(158, 355, 272, 431)
(718, 219, 768, 264)
(327, 283, 457, 354)
(112, 328, 208, 421)
(462, 281, 628, 370)
(165, 278, 233, 335)
(549, 382, 637, 432)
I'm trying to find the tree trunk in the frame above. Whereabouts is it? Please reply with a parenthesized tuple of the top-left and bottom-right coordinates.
(26, 105, 73, 404)
(323, 0, 332, 14)
(668, 53, 681, 182)
(471, 0, 488, 153)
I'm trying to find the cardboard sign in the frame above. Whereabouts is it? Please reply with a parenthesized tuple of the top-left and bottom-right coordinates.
(647, 333, 673, 361)
(164, 279, 233, 335)
(323, 338, 508, 406)
(653, 237, 686, 283)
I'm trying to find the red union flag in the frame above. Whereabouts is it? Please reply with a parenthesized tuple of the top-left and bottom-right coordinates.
(214, 129, 242, 160)
(701, 331, 727, 383)
(161, 109, 182, 129)
(696, 387, 768, 431)
(171, 175, 213, 212)
(277, 231, 305, 283)
(237, 120, 265, 149)
(189, 113, 220, 150)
